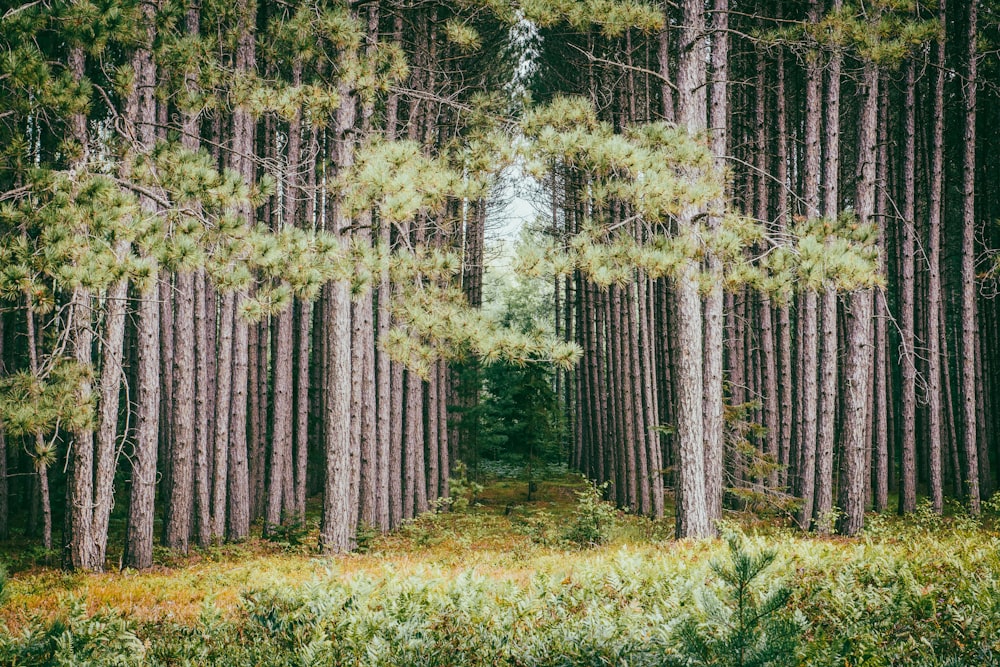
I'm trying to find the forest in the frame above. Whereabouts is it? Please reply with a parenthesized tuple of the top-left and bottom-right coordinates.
(1, 0, 1000, 664)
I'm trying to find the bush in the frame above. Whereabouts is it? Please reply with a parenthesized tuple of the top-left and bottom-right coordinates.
(666, 532, 803, 667)
(0, 599, 145, 666)
(563, 479, 616, 547)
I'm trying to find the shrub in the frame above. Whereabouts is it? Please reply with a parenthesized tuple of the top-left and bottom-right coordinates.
(563, 479, 616, 547)
(0, 599, 145, 667)
(666, 532, 803, 667)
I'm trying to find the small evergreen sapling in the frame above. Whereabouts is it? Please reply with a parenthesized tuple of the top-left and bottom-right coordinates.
(668, 533, 804, 667)
(563, 479, 616, 547)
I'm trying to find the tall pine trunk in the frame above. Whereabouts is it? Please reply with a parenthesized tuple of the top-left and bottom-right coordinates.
(960, 0, 981, 513)
(838, 62, 878, 536)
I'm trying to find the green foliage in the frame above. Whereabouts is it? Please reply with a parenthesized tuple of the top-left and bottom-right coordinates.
(0, 599, 145, 667)
(6, 492, 1000, 666)
(446, 461, 484, 511)
(354, 521, 379, 554)
(563, 479, 617, 547)
(0, 561, 7, 607)
(666, 533, 803, 667)
(264, 518, 315, 553)
(768, 0, 939, 68)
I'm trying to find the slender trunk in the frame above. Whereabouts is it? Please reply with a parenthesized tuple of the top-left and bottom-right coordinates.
(774, 40, 793, 489)
(228, 302, 251, 540)
(897, 59, 918, 513)
(320, 81, 358, 552)
(753, 49, 779, 491)
(814, 22, 842, 533)
(211, 293, 234, 539)
(93, 257, 128, 564)
(674, 0, 712, 539)
(796, 0, 822, 528)
(158, 276, 174, 503)
(266, 305, 294, 530)
(164, 270, 195, 552)
(25, 304, 51, 551)
(194, 270, 211, 546)
(838, 62, 878, 536)
(65, 44, 97, 571)
(124, 279, 160, 569)
(960, 0, 980, 513)
(703, 0, 728, 526)
(925, 0, 946, 513)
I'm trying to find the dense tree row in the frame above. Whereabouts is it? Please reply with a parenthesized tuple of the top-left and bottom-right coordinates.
(0, 0, 998, 571)
(525, 0, 1000, 536)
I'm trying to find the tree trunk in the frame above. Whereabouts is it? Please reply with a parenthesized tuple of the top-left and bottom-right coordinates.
(926, 0, 946, 514)
(960, 0, 981, 513)
(228, 301, 251, 540)
(25, 303, 51, 552)
(795, 0, 822, 529)
(320, 81, 358, 553)
(124, 279, 160, 569)
(93, 257, 128, 566)
(838, 61, 878, 536)
(814, 18, 842, 533)
(703, 0, 728, 526)
(164, 270, 195, 553)
(266, 304, 294, 531)
(674, 0, 712, 539)
(211, 293, 234, 539)
(194, 270, 212, 546)
(897, 59, 918, 514)
(64, 43, 97, 571)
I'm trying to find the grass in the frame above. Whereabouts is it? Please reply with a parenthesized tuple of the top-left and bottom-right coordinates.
(2, 474, 1000, 665)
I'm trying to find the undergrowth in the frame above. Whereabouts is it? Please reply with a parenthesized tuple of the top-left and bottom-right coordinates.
(2, 481, 1000, 665)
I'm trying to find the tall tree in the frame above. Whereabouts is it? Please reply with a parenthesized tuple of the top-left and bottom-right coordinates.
(959, 0, 981, 514)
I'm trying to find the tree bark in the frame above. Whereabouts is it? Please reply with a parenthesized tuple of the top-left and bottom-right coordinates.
(93, 260, 127, 565)
(124, 279, 160, 569)
(211, 292, 234, 539)
(703, 0, 728, 526)
(65, 44, 97, 571)
(838, 61, 878, 536)
(674, 0, 712, 539)
(227, 301, 251, 541)
(163, 270, 195, 552)
(320, 80, 358, 552)
(960, 0, 981, 513)
(926, 0, 946, 514)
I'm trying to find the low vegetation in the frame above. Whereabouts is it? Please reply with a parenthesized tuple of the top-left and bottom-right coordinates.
(2, 474, 1000, 666)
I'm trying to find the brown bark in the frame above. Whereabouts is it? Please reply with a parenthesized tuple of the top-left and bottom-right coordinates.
(674, 0, 712, 539)
(838, 61, 878, 536)
(124, 279, 160, 570)
(960, 0, 981, 513)
(702, 0, 728, 526)
(65, 44, 97, 571)
(320, 81, 359, 553)
(227, 302, 251, 541)
(211, 292, 234, 539)
(814, 20, 842, 533)
(93, 261, 128, 564)
(164, 269, 196, 552)
(897, 59, 918, 514)
(194, 270, 212, 546)
(926, 0, 946, 514)
(796, 7, 822, 528)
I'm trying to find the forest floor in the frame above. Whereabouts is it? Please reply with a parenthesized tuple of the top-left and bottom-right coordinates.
(3, 472, 1000, 665)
